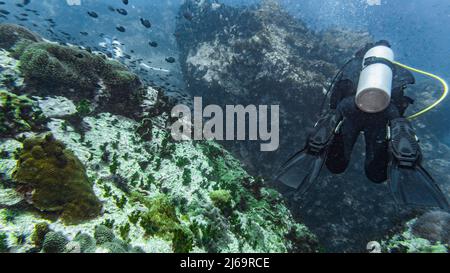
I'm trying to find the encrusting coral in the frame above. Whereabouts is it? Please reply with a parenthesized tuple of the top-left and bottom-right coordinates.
(138, 194, 194, 253)
(16, 42, 140, 92)
(0, 89, 47, 137)
(0, 23, 144, 118)
(12, 133, 102, 224)
(0, 24, 42, 50)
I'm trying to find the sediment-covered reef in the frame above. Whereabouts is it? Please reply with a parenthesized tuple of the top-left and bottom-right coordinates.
(0, 23, 318, 253)
(176, 0, 449, 252)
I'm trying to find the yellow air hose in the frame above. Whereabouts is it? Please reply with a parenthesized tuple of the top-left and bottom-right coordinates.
(392, 61, 449, 120)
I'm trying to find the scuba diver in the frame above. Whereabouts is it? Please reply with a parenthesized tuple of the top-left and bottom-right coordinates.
(275, 40, 450, 210)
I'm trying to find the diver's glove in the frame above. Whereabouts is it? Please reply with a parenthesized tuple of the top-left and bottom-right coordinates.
(388, 118, 450, 210)
(274, 110, 342, 194)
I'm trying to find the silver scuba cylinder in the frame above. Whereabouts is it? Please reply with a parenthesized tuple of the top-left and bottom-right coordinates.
(355, 45, 394, 113)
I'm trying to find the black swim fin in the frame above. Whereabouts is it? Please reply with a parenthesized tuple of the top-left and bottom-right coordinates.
(275, 146, 328, 194)
(388, 118, 450, 210)
(275, 112, 340, 194)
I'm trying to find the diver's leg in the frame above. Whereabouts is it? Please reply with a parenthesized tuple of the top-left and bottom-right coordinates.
(364, 120, 389, 183)
(326, 97, 361, 174)
(364, 103, 400, 183)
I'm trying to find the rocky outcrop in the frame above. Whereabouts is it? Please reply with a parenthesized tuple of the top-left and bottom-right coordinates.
(176, 0, 370, 172)
(175, 0, 448, 252)
(383, 211, 450, 253)
(0, 24, 318, 253)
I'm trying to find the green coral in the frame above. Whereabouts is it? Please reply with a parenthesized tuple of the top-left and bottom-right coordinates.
(0, 24, 42, 50)
(0, 232, 8, 253)
(209, 190, 233, 213)
(10, 40, 143, 117)
(383, 230, 449, 253)
(94, 225, 115, 245)
(17, 42, 139, 91)
(42, 231, 68, 253)
(0, 90, 47, 137)
(31, 222, 50, 249)
(12, 134, 102, 224)
(139, 194, 194, 253)
(119, 223, 131, 241)
(74, 233, 96, 253)
(99, 241, 127, 253)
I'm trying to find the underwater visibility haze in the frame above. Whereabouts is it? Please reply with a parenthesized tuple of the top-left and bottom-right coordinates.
(0, 0, 449, 254)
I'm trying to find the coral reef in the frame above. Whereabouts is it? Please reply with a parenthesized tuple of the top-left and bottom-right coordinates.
(94, 224, 115, 245)
(175, 0, 448, 252)
(0, 89, 47, 138)
(12, 134, 102, 224)
(0, 23, 318, 253)
(411, 211, 450, 245)
(42, 231, 68, 253)
(0, 23, 144, 118)
(0, 24, 42, 51)
(31, 222, 50, 249)
(383, 212, 449, 253)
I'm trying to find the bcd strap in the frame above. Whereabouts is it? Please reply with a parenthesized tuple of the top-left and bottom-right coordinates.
(363, 56, 395, 70)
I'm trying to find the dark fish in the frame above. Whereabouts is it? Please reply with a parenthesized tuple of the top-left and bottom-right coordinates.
(80, 32, 88, 36)
(165, 57, 176, 63)
(116, 8, 127, 15)
(87, 11, 98, 18)
(122, 0, 129, 5)
(149, 41, 158, 47)
(140, 18, 151, 28)
(0, 9, 10, 15)
(116, 26, 126, 32)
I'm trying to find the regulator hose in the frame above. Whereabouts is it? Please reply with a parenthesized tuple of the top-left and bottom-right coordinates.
(392, 61, 449, 121)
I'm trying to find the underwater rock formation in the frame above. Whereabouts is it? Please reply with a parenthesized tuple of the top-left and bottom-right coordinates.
(175, 0, 427, 252)
(411, 211, 450, 245)
(0, 24, 318, 253)
(176, 0, 371, 172)
(12, 133, 102, 224)
(0, 24, 144, 118)
(383, 211, 450, 253)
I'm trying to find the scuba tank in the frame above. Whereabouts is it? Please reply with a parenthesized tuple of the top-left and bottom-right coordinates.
(356, 43, 394, 113)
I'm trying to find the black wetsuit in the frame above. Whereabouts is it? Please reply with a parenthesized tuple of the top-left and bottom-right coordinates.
(324, 46, 415, 183)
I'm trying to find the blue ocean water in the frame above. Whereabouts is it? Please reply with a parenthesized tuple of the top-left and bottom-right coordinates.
(3, 0, 449, 75)
(1, 0, 449, 139)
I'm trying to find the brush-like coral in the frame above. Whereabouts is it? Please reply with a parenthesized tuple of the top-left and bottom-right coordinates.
(0, 24, 42, 50)
(0, 90, 47, 137)
(0, 23, 144, 117)
(209, 189, 233, 213)
(94, 225, 115, 245)
(12, 133, 102, 224)
(0, 232, 8, 253)
(31, 222, 50, 249)
(16, 42, 142, 117)
(74, 233, 96, 253)
(139, 194, 194, 253)
(18, 43, 139, 91)
(42, 231, 68, 253)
